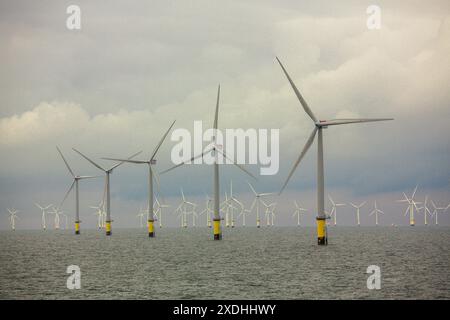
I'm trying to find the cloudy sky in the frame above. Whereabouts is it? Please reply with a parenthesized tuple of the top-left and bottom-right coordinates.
(0, 0, 449, 229)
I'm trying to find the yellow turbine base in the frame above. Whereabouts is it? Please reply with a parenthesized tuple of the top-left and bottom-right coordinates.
(106, 221, 111, 235)
(316, 217, 327, 245)
(213, 219, 222, 240)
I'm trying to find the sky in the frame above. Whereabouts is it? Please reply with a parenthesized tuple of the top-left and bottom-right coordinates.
(0, 0, 449, 229)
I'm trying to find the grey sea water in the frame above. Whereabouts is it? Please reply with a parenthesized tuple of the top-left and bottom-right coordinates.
(0, 227, 449, 299)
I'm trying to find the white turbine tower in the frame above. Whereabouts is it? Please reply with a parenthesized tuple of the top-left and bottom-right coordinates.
(72, 149, 142, 236)
(7, 209, 19, 231)
(160, 85, 256, 240)
(397, 185, 421, 226)
(56, 146, 99, 235)
(350, 202, 366, 226)
(35, 203, 52, 230)
(328, 195, 345, 226)
(292, 201, 308, 226)
(276, 57, 393, 245)
(369, 201, 384, 226)
(246, 182, 275, 228)
(102, 121, 175, 237)
(430, 200, 447, 225)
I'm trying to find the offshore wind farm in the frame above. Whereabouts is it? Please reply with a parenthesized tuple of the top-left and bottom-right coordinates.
(1, 1, 450, 301)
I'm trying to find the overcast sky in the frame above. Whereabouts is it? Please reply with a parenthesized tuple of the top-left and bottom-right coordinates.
(0, 0, 449, 229)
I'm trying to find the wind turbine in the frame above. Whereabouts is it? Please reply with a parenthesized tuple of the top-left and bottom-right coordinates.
(199, 195, 213, 228)
(417, 196, 432, 226)
(350, 201, 366, 226)
(173, 188, 196, 228)
(56, 146, 99, 235)
(247, 182, 275, 228)
(72, 149, 142, 236)
(276, 57, 393, 245)
(328, 195, 345, 226)
(397, 185, 421, 226)
(229, 181, 244, 228)
(91, 205, 104, 229)
(430, 200, 447, 225)
(160, 85, 256, 240)
(137, 206, 145, 228)
(154, 196, 170, 228)
(292, 201, 308, 226)
(7, 209, 19, 231)
(102, 121, 175, 237)
(35, 203, 52, 230)
(62, 212, 69, 230)
(49, 206, 63, 230)
(369, 201, 384, 226)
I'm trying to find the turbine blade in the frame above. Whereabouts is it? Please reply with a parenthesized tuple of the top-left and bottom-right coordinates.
(150, 120, 177, 161)
(216, 148, 257, 180)
(58, 180, 76, 209)
(160, 148, 213, 174)
(101, 158, 148, 164)
(56, 146, 75, 177)
(72, 148, 106, 172)
(108, 151, 143, 171)
(279, 127, 317, 194)
(276, 57, 317, 123)
(320, 118, 393, 126)
(213, 85, 220, 130)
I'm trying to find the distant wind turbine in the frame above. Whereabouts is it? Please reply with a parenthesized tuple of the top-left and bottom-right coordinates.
(292, 201, 308, 226)
(102, 121, 175, 237)
(369, 201, 384, 226)
(72, 149, 142, 236)
(350, 201, 366, 226)
(35, 203, 52, 230)
(328, 195, 345, 226)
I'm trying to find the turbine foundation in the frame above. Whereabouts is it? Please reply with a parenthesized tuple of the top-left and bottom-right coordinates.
(316, 217, 327, 245)
(213, 218, 222, 240)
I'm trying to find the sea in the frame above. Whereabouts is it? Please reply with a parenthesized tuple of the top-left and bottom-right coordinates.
(0, 226, 449, 299)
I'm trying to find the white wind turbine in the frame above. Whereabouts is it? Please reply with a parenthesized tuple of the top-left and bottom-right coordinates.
(229, 181, 244, 228)
(276, 57, 393, 245)
(397, 185, 421, 226)
(154, 196, 170, 228)
(369, 201, 384, 226)
(417, 196, 432, 226)
(199, 195, 213, 228)
(292, 201, 308, 226)
(56, 146, 100, 234)
(247, 182, 275, 228)
(261, 200, 276, 226)
(62, 212, 69, 230)
(49, 206, 63, 230)
(430, 200, 447, 225)
(35, 203, 52, 230)
(7, 209, 19, 231)
(137, 206, 145, 228)
(173, 188, 196, 228)
(102, 121, 175, 237)
(72, 149, 142, 236)
(328, 195, 345, 226)
(350, 201, 366, 226)
(160, 85, 256, 240)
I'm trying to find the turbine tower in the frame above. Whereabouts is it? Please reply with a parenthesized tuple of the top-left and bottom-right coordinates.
(369, 201, 384, 226)
(161, 85, 255, 240)
(35, 203, 52, 230)
(154, 196, 170, 228)
(246, 182, 275, 228)
(350, 201, 366, 226)
(102, 121, 175, 237)
(276, 57, 393, 245)
(56, 146, 99, 235)
(229, 181, 244, 228)
(328, 195, 345, 226)
(397, 185, 421, 226)
(293, 201, 308, 226)
(72, 149, 142, 236)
